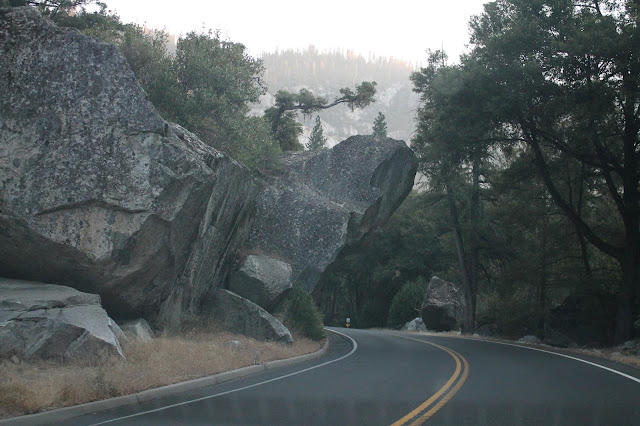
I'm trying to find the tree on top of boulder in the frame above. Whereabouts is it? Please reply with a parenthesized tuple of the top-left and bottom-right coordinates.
(306, 116, 327, 151)
(372, 112, 387, 138)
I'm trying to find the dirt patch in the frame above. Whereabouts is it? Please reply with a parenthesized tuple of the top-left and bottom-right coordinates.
(0, 331, 323, 419)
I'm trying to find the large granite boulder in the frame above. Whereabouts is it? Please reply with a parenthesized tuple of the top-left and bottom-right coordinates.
(403, 317, 427, 332)
(228, 254, 292, 312)
(421, 277, 464, 332)
(0, 278, 124, 359)
(210, 289, 293, 344)
(246, 135, 417, 292)
(0, 8, 257, 325)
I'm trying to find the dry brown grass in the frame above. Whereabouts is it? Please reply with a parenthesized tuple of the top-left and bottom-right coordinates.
(0, 331, 323, 419)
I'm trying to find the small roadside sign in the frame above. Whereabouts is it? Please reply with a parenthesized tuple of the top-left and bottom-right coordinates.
(346, 317, 351, 328)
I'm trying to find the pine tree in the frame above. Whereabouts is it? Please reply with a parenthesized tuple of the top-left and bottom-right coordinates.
(306, 115, 327, 151)
(372, 111, 387, 138)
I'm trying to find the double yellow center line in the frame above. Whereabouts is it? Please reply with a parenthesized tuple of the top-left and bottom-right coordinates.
(391, 335, 470, 426)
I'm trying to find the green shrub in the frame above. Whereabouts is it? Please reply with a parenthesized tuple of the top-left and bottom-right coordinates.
(283, 285, 326, 341)
(387, 277, 428, 329)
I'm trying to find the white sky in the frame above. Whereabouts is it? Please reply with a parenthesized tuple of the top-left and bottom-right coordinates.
(101, 0, 488, 65)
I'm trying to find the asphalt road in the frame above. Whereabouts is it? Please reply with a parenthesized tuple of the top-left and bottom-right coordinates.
(52, 328, 640, 425)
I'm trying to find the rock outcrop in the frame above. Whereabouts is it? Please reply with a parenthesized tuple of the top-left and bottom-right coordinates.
(246, 135, 417, 292)
(420, 277, 464, 332)
(228, 254, 292, 312)
(0, 278, 124, 359)
(210, 289, 293, 344)
(0, 7, 257, 325)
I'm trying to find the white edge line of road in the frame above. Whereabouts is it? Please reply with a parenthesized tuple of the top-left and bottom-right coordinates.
(438, 334, 640, 385)
(86, 328, 358, 425)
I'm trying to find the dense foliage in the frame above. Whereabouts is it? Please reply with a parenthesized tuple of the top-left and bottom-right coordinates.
(282, 285, 327, 341)
(410, 0, 639, 342)
(387, 277, 428, 329)
(320, 0, 638, 344)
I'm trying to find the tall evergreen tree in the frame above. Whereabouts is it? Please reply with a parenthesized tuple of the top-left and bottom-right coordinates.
(307, 116, 327, 151)
(411, 0, 640, 342)
(372, 112, 387, 138)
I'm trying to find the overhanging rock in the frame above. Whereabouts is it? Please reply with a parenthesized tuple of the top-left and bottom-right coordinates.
(245, 135, 418, 292)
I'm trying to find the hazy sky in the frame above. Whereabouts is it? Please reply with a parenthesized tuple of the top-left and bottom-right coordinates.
(101, 0, 488, 64)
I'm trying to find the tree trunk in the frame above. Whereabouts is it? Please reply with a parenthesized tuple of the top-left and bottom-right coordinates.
(468, 156, 481, 333)
(538, 194, 548, 337)
(575, 164, 592, 276)
(614, 105, 640, 343)
(527, 134, 638, 342)
(614, 228, 640, 343)
(446, 183, 474, 334)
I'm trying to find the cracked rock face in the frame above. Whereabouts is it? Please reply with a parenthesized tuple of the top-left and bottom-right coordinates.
(246, 135, 417, 292)
(0, 8, 257, 324)
(0, 278, 124, 359)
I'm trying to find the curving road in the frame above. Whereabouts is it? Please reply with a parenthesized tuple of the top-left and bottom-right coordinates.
(51, 328, 640, 425)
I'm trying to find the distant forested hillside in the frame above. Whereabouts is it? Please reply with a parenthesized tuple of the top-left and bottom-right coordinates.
(254, 47, 419, 146)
